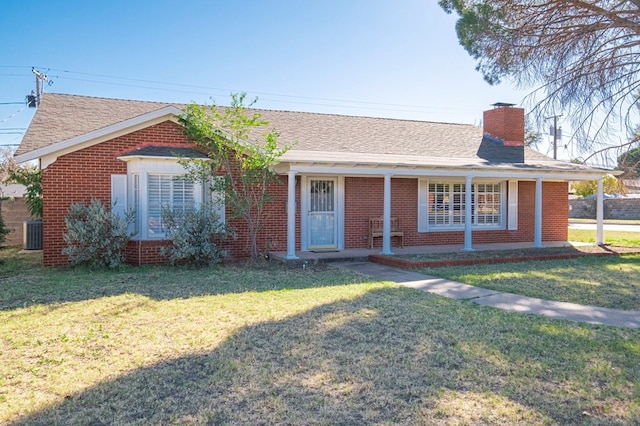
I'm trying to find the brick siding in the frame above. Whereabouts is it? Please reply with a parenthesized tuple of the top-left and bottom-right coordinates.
(42, 120, 298, 266)
(345, 178, 567, 248)
(42, 119, 568, 266)
(43, 121, 192, 266)
(483, 106, 525, 146)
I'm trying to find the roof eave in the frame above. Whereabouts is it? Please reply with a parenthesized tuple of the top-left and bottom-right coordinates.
(14, 105, 184, 164)
(117, 155, 211, 162)
(278, 150, 618, 179)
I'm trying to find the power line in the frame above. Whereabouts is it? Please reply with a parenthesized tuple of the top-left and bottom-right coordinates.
(0, 106, 28, 123)
(2, 65, 497, 119)
(52, 75, 461, 115)
(42, 67, 477, 114)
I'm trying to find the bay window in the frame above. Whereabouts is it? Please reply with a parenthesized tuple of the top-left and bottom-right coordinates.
(112, 157, 224, 240)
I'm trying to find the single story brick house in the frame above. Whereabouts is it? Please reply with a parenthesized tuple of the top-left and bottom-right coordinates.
(15, 93, 613, 266)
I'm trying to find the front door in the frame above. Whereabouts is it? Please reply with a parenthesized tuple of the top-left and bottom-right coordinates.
(307, 178, 337, 249)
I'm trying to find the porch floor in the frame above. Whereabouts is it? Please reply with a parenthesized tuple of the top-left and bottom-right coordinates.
(270, 241, 585, 266)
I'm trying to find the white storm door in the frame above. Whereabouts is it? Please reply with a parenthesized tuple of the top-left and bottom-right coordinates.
(307, 178, 338, 249)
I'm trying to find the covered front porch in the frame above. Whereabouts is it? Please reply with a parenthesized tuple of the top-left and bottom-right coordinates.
(270, 240, 585, 266)
(278, 166, 609, 262)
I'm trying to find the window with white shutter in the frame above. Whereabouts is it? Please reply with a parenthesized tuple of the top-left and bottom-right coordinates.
(147, 174, 194, 236)
(111, 174, 128, 218)
(418, 179, 506, 232)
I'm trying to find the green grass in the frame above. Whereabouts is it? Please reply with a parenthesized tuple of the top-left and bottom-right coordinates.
(1, 246, 639, 424)
(569, 218, 640, 225)
(412, 228, 640, 310)
(569, 228, 640, 247)
(419, 254, 640, 310)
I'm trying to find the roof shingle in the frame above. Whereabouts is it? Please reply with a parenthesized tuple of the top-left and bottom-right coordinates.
(16, 93, 595, 173)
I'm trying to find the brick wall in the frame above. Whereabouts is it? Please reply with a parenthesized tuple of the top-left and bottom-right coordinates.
(569, 198, 640, 219)
(344, 178, 567, 248)
(0, 198, 30, 246)
(540, 181, 569, 241)
(42, 120, 297, 266)
(483, 106, 525, 146)
(219, 175, 298, 260)
(43, 121, 193, 266)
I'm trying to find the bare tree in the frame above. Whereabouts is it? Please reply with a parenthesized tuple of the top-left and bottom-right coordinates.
(0, 148, 19, 183)
(439, 0, 640, 166)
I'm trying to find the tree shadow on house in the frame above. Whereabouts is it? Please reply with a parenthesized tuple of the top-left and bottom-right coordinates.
(9, 287, 640, 425)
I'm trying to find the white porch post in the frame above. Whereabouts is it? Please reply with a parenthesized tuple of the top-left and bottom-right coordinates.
(596, 177, 604, 245)
(463, 175, 474, 251)
(285, 170, 298, 259)
(381, 173, 393, 255)
(534, 177, 544, 248)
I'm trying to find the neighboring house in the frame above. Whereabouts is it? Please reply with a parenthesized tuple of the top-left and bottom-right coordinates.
(0, 184, 29, 246)
(15, 93, 613, 267)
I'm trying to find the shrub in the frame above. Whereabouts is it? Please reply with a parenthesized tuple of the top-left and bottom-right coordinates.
(9, 168, 42, 219)
(572, 175, 625, 197)
(160, 203, 229, 266)
(62, 199, 135, 268)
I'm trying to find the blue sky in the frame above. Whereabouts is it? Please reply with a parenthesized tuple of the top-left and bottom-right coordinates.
(1, 0, 562, 157)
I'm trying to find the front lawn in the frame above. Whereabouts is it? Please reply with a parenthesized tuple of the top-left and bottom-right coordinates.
(569, 228, 640, 247)
(1, 247, 639, 424)
(418, 254, 640, 310)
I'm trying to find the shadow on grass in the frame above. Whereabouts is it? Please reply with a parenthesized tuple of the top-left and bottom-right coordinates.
(0, 258, 366, 311)
(9, 287, 640, 425)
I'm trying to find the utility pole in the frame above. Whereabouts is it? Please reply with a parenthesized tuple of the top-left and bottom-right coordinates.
(546, 114, 562, 159)
(32, 68, 51, 107)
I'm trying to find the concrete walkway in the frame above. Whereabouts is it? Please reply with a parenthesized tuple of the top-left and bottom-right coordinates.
(334, 261, 640, 329)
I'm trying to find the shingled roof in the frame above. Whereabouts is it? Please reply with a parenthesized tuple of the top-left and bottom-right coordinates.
(16, 93, 603, 174)
(16, 94, 175, 156)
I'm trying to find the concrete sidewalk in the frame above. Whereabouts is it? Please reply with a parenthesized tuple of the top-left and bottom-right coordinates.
(334, 261, 640, 329)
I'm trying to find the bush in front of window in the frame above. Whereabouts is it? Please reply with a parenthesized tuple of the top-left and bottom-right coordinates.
(62, 198, 135, 268)
(160, 203, 230, 267)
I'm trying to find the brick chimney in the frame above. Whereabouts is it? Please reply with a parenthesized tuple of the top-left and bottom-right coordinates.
(483, 103, 525, 146)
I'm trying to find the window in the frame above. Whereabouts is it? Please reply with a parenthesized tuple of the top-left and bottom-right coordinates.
(418, 179, 505, 231)
(114, 158, 224, 240)
(428, 182, 466, 227)
(475, 183, 501, 225)
(148, 174, 194, 236)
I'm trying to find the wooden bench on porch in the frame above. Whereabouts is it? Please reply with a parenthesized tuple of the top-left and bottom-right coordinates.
(367, 216, 404, 249)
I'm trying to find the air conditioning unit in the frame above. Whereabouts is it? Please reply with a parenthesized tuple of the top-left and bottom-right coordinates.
(23, 220, 43, 250)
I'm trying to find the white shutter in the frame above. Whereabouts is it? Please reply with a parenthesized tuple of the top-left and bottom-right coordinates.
(417, 179, 428, 232)
(111, 175, 128, 218)
(508, 180, 518, 230)
(211, 176, 226, 224)
(147, 175, 167, 235)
